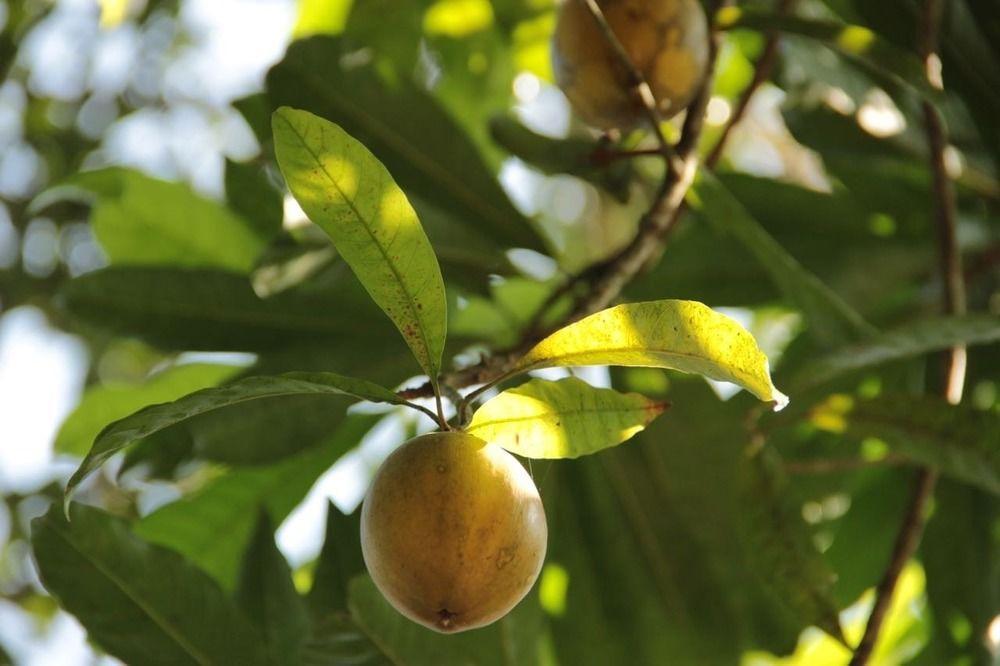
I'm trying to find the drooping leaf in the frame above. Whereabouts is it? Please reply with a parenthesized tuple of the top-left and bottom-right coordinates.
(272, 107, 448, 379)
(509, 300, 788, 408)
(55, 363, 241, 457)
(67, 373, 419, 499)
(32, 503, 268, 666)
(689, 172, 876, 347)
(545, 379, 843, 663)
(791, 314, 1000, 391)
(266, 37, 543, 251)
(468, 377, 668, 458)
(33, 167, 267, 273)
(136, 414, 382, 589)
(917, 479, 1000, 665)
(62, 266, 400, 353)
(346, 575, 545, 666)
(236, 512, 310, 666)
(810, 394, 1000, 494)
(308, 502, 364, 617)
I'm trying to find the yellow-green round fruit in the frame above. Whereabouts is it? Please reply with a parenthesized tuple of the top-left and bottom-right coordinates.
(552, 0, 710, 129)
(360, 431, 547, 633)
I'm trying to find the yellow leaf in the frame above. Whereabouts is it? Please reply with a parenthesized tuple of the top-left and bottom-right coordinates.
(512, 300, 788, 409)
(468, 377, 667, 459)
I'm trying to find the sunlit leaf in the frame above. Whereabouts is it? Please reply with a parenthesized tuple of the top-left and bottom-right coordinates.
(468, 377, 667, 458)
(510, 300, 788, 408)
(32, 503, 268, 666)
(236, 512, 310, 666)
(33, 168, 267, 273)
(67, 372, 419, 499)
(273, 107, 447, 379)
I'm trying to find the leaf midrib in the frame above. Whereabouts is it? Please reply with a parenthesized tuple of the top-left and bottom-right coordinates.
(277, 113, 437, 376)
(44, 516, 216, 666)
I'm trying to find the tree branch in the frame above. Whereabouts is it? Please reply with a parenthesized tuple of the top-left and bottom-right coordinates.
(849, 1, 966, 663)
(705, 0, 797, 169)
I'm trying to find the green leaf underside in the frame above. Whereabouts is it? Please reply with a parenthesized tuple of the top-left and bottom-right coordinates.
(272, 107, 447, 379)
(55, 363, 241, 457)
(792, 314, 1000, 390)
(689, 172, 875, 348)
(32, 503, 267, 666)
(513, 300, 787, 408)
(66, 372, 410, 499)
(236, 513, 309, 666)
(813, 394, 1000, 495)
(468, 377, 667, 458)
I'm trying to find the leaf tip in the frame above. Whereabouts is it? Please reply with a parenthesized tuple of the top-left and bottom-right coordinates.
(770, 388, 790, 412)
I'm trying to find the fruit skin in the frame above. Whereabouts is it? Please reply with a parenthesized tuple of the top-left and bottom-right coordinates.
(360, 431, 547, 633)
(553, 0, 710, 130)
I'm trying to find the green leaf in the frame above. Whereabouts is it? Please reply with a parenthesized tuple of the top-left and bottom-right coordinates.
(308, 502, 364, 617)
(689, 172, 876, 347)
(136, 414, 382, 589)
(237, 512, 310, 666)
(346, 575, 544, 666)
(67, 372, 419, 499)
(225, 159, 284, 242)
(62, 266, 400, 352)
(509, 300, 788, 408)
(272, 107, 448, 379)
(266, 37, 543, 252)
(55, 363, 241, 457)
(811, 394, 1000, 494)
(791, 314, 1000, 391)
(34, 167, 267, 273)
(468, 377, 668, 458)
(32, 503, 268, 666)
(717, 7, 935, 99)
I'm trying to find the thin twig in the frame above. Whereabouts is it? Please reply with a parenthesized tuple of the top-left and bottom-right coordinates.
(849, 1, 966, 663)
(397, 0, 739, 403)
(784, 454, 909, 475)
(576, 0, 678, 167)
(705, 0, 797, 169)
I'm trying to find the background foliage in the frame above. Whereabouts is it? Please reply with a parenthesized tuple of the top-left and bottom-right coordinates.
(0, 0, 998, 664)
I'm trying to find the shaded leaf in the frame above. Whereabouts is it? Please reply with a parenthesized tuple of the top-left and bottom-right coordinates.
(34, 167, 267, 273)
(791, 314, 1000, 391)
(55, 363, 240, 457)
(811, 394, 1000, 494)
(67, 373, 418, 499)
(266, 37, 543, 251)
(226, 159, 284, 242)
(510, 300, 787, 407)
(689, 172, 876, 347)
(62, 266, 400, 353)
(237, 512, 310, 666)
(273, 107, 447, 379)
(308, 502, 364, 617)
(32, 503, 268, 666)
(136, 414, 382, 589)
(468, 377, 667, 458)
